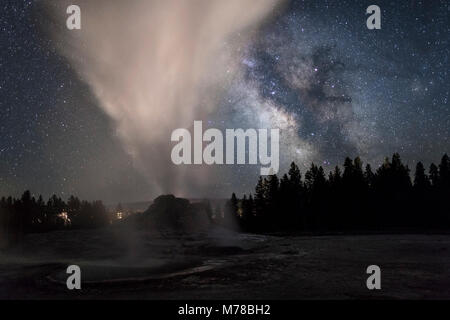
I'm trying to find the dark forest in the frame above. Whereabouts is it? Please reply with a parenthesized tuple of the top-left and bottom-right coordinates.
(2, 153, 450, 247)
(224, 153, 450, 233)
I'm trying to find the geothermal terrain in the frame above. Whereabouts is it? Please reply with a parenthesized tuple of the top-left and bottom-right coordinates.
(0, 196, 449, 299)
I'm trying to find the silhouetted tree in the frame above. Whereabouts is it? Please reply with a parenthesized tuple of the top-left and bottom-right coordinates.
(436, 154, 450, 225)
(263, 175, 279, 230)
(241, 194, 255, 230)
(223, 193, 239, 229)
(429, 163, 439, 187)
(254, 176, 266, 229)
(438, 154, 450, 189)
(411, 161, 431, 227)
(364, 164, 375, 187)
(414, 162, 430, 191)
(287, 162, 304, 229)
(329, 166, 343, 187)
(304, 164, 327, 230)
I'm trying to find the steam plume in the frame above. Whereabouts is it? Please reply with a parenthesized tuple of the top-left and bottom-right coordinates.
(48, 0, 281, 196)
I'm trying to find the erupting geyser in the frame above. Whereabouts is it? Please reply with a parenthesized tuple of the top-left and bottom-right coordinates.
(46, 0, 282, 197)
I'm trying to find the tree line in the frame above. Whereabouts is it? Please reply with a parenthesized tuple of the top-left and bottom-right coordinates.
(224, 153, 450, 233)
(0, 192, 109, 247)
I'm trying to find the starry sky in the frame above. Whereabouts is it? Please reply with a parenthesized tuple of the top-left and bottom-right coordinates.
(1, 0, 449, 203)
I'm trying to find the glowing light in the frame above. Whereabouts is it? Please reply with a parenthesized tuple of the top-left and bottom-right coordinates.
(57, 212, 71, 226)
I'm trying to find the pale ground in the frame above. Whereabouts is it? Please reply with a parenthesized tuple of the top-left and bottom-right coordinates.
(0, 226, 449, 299)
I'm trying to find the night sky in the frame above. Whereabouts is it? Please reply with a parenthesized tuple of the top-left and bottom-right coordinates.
(1, 0, 449, 203)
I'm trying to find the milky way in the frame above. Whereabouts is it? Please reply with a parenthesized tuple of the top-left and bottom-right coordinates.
(0, 0, 449, 202)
